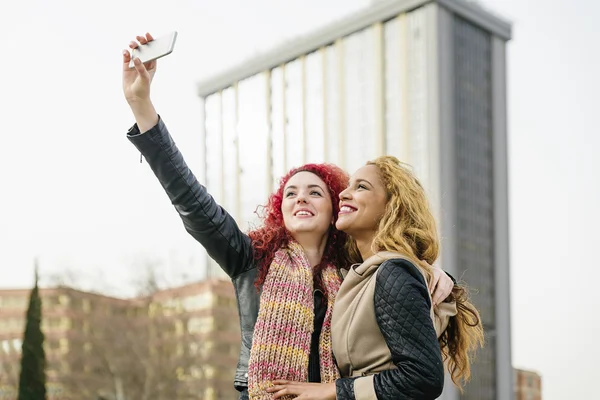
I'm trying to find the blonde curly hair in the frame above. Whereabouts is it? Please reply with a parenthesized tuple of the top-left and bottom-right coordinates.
(346, 155, 484, 390)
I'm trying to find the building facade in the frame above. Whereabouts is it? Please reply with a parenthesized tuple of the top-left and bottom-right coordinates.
(0, 280, 240, 400)
(149, 280, 241, 400)
(0, 287, 133, 399)
(196, 0, 513, 398)
(514, 368, 542, 400)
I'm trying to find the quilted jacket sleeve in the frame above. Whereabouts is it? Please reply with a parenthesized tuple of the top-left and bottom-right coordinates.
(127, 118, 254, 278)
(336, 260, 445, 400)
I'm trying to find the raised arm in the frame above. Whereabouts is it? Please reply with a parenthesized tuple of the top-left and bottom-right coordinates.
(121, 34, 253, 278)
(122, 33, 159, 132)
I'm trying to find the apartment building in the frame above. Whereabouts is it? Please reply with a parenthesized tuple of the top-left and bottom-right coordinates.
(0, 279, 240, 400)
(514, 368, 542, 400)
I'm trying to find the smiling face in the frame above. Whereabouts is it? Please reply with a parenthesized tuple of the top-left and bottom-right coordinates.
(336, 164, 388, 241)
(281, 171, 333, 239)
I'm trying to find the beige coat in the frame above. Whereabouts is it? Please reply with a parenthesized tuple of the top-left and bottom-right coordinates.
(331, 252, 457, 399)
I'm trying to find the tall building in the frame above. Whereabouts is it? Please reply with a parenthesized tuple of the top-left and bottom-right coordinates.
(196, 0, 512, 398)
(0, 280, 240, 400)
(514, 368, 542, 400)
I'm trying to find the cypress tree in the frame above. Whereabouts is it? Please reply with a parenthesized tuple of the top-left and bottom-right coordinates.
(18, 264, 47, 400)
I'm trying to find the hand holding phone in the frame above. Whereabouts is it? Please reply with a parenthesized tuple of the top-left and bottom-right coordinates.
(122, 32, 169, 120)
(128, 31, 178, 68)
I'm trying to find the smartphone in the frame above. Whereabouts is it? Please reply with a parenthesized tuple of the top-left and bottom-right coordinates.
(129, 31, 178, 68)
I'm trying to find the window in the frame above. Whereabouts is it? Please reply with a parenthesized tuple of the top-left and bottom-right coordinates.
(1, 340, 11, 353)
(58, 294, 70, 306)
(407, 7, 431, 188)
(215, 295, 236, 308)
(205, 93, 223, 205)
(304, 51, 325, 163)
(82, 298, 91, 312)
(190, 366, 202, 378)
(0, 296, 27, 309)
(175, 320, 184, 335)
(187, 317, 214, 334)
(324, 44, 341, 165)
(59, 338, 69, 354)
(383, 16, 408, 158)
(222, 86, 239, 220)
(284, 58, 304, 170)
(182, 292, 214, 311)
(204, 387, 215, 400)
(12, 339, 22, 352)
(238, 73, 270, 231)
(342, 27, 379, 173)
(204, 366, 215, 379)
(44, 317, 71, 331)
(270, 67, 286, 187)
(0, 317, 23, 333)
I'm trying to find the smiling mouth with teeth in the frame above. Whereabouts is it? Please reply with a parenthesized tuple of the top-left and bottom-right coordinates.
(295, 211, 313, 216)
(340, 206, 356, 213)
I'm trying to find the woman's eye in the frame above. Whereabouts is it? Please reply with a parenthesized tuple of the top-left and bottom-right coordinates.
(357, 184, 367, 190)
(311, 191, 322, 196)
(285, 192, 295, 197)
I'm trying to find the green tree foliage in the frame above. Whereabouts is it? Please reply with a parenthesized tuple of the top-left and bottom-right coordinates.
(18, 267, 47, 400)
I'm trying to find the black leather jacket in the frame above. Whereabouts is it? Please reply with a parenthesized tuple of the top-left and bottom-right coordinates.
(127, 118, 327, 390)
(128, 118, 257, 388)
(335, 260, 445, 399)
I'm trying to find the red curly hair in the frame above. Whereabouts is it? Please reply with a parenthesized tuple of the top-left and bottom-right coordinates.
(249, 163, 351, 294)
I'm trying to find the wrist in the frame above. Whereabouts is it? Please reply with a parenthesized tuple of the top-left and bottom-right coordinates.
(127, 96, 153, 110)
(128, 99, 158, 133)
(328, 382, 337, 399)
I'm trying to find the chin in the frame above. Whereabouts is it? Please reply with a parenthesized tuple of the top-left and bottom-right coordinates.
(335, 221, 350, 233)
(291, 224, 328, 235)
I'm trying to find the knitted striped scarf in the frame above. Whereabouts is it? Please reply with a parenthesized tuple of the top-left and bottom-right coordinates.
(247, 241, 342, 399)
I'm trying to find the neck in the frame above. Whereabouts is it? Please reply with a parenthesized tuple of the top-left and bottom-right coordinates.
(354, 232, 377, 262)
(295, 233, 328, 267)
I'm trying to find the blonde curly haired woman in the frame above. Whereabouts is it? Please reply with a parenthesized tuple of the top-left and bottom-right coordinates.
(269, 156, 484, 400)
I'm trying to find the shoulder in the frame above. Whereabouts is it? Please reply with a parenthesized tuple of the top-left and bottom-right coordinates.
(377, 258, 428, 290)
(374, 259, 431, 313)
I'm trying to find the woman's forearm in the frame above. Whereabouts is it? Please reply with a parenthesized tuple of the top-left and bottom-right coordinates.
(128, 98, 159, 133)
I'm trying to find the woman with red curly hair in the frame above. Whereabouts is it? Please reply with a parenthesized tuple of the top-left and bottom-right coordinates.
(120, 33, 454, 400)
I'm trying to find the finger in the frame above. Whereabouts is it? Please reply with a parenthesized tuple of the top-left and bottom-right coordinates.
(122, 50, 136, 71)
(432, 283, 444, 305)
(129, 40, 139, 49)
(266, 385, 287, 393)
(432, 281, 452, 306)
(272, 388, 292, 399)
(136, 33, 155, 45)
(132, 57, 150, 80)
(145, 59, 157, 71)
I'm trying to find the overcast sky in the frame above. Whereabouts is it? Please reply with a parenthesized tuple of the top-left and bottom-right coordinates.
(1, 0, 598, 398)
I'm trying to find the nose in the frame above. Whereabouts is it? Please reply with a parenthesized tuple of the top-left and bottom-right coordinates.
(339, 187, 351, 200)
(296, 191, 308, 203)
